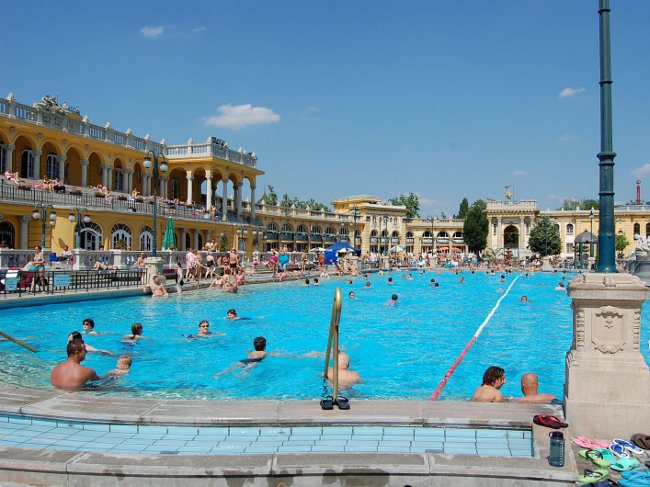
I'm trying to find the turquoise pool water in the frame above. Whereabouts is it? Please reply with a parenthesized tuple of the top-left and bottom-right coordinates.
(1, 271, 648, 401)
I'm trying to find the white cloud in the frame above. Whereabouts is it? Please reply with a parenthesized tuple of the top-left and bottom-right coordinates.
(632, 163, 650, 178)
(204, 104, 280, 129)
(559, 134, 578, 142)
(559, 87, 586, 98)
(140, 26, 164, 38)
(513, 170, 527, 177)
(192, 25, 206, 33)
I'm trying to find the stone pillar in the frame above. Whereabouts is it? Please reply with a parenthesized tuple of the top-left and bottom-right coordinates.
(20, 215, 30, 249)
(143, 256, 165, 285)
(250, 186, 256, 219)
(519, 216, 526, 255)
(565, 273, 650, 438)
(221, 178, 228, 221)
(32, 150, 42, 179)
(161, 176, 168, 199)
(186, 172, 193, 205)
(122, 169, 130, 193)
(192, 229, 199, 250)
(58, 155, 67, 181)
(496, 217, 503, 249)
(106, 166, 113, 190)
(80, 159, 88, 187)
(180, 228, 187, 250)
(4, 144, 15, 173)
(205, 173, 213, 210)
(235, 183, 242, 216)
(126, 169, 134, 193)
(143, 173, 150, 197)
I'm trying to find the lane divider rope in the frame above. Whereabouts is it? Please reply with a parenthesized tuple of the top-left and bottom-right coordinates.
(428, 274, 522, 401)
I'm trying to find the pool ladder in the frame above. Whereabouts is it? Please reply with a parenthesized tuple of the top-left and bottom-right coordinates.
(323, 288, 342, 399)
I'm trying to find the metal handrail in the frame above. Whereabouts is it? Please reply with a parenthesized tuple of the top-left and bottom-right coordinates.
(322, 288, 342, 399)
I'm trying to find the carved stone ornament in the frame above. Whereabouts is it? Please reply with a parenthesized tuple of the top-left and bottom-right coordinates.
(592, 306, 625, 354)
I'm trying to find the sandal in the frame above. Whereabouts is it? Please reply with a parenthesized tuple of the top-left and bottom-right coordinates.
(334, 395, 350, 410)
(613, 438, 646, 456)
(533, 414, 568, 429)
(579, 449, 612, 468)
(610, 457, 640, 472)
(577, 468, 609, 485)
(320, 395, 334, 410)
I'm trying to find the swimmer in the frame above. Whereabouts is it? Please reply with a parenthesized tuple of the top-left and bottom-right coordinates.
(214, 336, 268, 378)
(430, 278, 436, 284)
(365, 281, 371, 288)
(196, 320, 212, 337)
(434, 282, 440, 287)
(386, 293, 398, 305)
(500, 275, 505, 282)
(304, 278, 310, 286)
(313, 278, 319, 286)
(472, 366, 506, 403)
(555, 281, 565, 290)
(226, 309, 241, 320)
(104, 354, 132, 378)
(388, 277, 393, 284)
(326, 351, 362, 389)
(50, 339, 101, 391)
(82, 318, 98, 335)
(459, 277, 465, 284)
(515, 372, 557, 404)
(348, 291, 355, 299)
(520, 295, 528, 303)
(122, 322, 146, 342)
(67, 331, 111, 355)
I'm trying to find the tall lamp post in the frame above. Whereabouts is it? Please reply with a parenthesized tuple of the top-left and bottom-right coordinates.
(589, 207, 595, 259)
(68, 208, 91, 250)
(383, 215, 389, 254)
(350, 206, 360, 249)
(143, 150, 168, 257)
(236, 224, 248, 254)
(32, 204, 56, 248)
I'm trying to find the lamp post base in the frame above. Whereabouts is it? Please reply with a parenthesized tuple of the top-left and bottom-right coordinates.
(144, 257, 166, 285)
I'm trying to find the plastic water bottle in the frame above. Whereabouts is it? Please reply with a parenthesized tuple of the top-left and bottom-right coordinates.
(548, 431, 565, 467)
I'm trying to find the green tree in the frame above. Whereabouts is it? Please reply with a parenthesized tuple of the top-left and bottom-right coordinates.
(261, 185, 278, 206)
(580, 199, 599, 210)
(280, 193, 292, 209)
(455, 198, 469, 220)
(559, 198, 599, 211)
(388, 192, 420, 218)
(463, 199, 489, 254)
(528, 216, 562, 257)
(615, 233, 630, 254)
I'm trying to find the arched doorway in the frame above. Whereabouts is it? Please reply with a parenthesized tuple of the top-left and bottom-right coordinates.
(0, 221, 15, 248)
(79, 222, 103, 250)
(503, 225, 519, 251)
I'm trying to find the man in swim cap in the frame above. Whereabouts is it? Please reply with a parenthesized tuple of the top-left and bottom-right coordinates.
(51, 339, 100, 390)
(516, 372, 557, 404)
(327, 352, 362, 389)
(472, 366, 506, 402)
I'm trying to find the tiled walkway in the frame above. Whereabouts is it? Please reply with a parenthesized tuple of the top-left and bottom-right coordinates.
(0, 414, 533, 456)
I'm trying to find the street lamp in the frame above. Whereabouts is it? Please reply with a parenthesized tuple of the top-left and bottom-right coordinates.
(252, 225, 263, 251)
(236, 224, 248, 253)
(589, 207, 595, 259)
(68, 208, 91, 250)
(383, 214, 389, 253)
(32, 204, 56, 248)
(143, 150, 168, 257)
(350, 206, 360, 249)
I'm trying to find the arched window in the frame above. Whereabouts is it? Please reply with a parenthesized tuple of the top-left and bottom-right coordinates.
(21, 147, 34, 179)
(113, 167, 124, 192)
(281, 223, 293, 232)
(339, 227, 349, 236)
(634, 223, 640, 236)
(140, 225, 153, 251)
(646, 223, 650, 238)
(79, 221, 103, 250)
(437, 231, 449, 238)
(370, 230, 378, 237)
(267, 222, 278, 231)
(310, 225, 322, 235)
(296, 224, 308, 233)
(0, 221, 15, 249)
(422, 231, 432, 238)
(453, 231, 463, 238)
(170, 178, 180, 200)
(0, 139, 6, 173)
(46, 153, 59, 180)
(566, 223, 574, 235)
(325, 226, 336, 236)
(111, 223, 132, 249)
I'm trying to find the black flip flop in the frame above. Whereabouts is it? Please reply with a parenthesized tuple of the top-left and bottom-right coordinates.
(335, 395, 350, 410)
(320, 395, 334, 410)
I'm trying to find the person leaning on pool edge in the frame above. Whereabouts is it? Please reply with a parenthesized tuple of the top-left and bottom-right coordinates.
(472, 366, 506, 403)
(50, 339, 100, 391)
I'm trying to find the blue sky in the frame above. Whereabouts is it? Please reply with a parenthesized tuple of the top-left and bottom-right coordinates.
(3, 1, 649, 216)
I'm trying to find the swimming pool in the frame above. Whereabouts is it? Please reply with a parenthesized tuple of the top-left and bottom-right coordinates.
(1, 271, 648, 401)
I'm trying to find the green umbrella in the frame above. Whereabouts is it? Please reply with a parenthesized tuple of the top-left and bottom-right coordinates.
(162, 218, 177, 250)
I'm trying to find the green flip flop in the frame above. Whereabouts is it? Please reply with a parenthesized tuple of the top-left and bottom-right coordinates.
(610, 457, 640, 472)
(579, 449, 612, 468)
(577, 468, 609, 485)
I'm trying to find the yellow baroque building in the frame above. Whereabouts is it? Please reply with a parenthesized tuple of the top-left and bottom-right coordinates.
(0, 92, 643, 262)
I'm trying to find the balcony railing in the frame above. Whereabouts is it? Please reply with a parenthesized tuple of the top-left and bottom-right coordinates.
(280, 232, 294, 241)
(265, 231, 279, 240)
(421, 237, 433, 244)
(406, 238, 414, 244)
(310, 233, 323, 241)
(452, 238, 465, 244)
(295, 232, 308, 241)
(391, 237, 400, 243)
(370, 237, 378, 243)
(437, 237, 450, 244)
(0, 95, 256, 167)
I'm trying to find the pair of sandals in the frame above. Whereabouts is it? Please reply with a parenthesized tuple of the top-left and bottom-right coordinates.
(320, 395, 350, 410)
(579, 448, 641, 472)
(533, 414, 568, 429)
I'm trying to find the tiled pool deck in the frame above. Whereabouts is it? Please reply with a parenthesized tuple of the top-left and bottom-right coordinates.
(0, 384, 579, 486)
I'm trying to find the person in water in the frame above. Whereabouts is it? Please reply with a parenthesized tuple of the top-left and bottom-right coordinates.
(326, 351, 362, 389)
(472, 366, 506, 403)
(50, 339, 100, 391)
(104, 355, 132, 377)
(214, 336, 268, 378)
(515, 372, 557, 404)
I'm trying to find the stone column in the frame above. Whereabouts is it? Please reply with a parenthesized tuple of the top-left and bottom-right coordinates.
(250, 185, 256, 219)
(126, 169, 134, 193)
(4, 144, 15, 173)
(122, 169, 130, 194)
(519, 216, 526, 256)
(160, 176, 167, 199)
(80, 159, 89, 187)
(186, 172, 194, 205)
(20, 215, 30, 249)
(32, 150, 42, 179)
(235, 183, 242, 216)
(192, 229, 199, 250)
(496, 217, 503, 249)
(143, 173, 151, 197)
(565, 273, 650, 438)
(205, 173, 213, 210)
(58, 155, 67, 181)
(106, 166, 113, 190)
(221, 178, 228, 221)
(180, 228, 187, 250)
